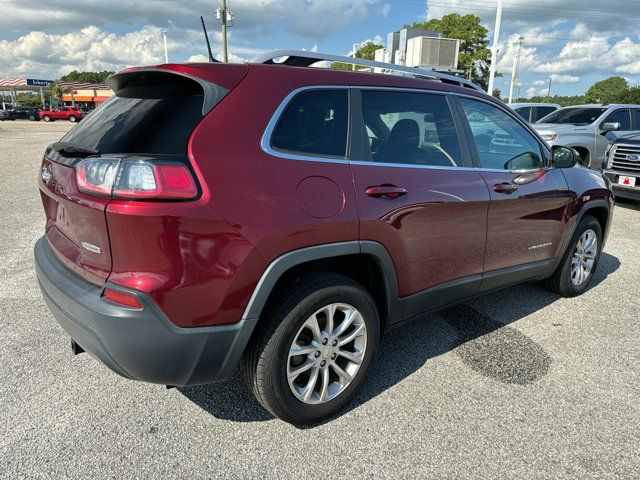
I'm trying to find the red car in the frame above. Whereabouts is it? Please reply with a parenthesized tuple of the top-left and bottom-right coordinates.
(34, 51, 613, 424)
(40, 106, 83, 122)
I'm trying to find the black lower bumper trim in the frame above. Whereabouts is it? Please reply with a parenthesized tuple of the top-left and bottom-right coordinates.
(34, 236, 257, 386)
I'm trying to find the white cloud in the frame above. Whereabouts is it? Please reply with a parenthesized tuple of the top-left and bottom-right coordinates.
(532, 79, 546, 85)
(550, 73, 580, 83)
(381, 3, 391, 18)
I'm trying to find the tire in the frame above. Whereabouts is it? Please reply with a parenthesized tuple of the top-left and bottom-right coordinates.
(546, 214, 603, 297)
(243, 272, 380, 424)
(43, 115, 51, 122)
(68, 115, 77, 122)
(28, 114, 36, 121)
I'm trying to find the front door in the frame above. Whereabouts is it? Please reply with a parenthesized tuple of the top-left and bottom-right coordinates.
(456, 97, 572, 289)
(594, 108, 634, 168)
(350, 89, 491, 318)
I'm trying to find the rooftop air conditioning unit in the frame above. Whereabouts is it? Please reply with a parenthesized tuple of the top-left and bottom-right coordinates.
(405, 36, 461, 71)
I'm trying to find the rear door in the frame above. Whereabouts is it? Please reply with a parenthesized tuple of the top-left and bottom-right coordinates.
(455, 96, 571, 289)
(350, 88, 490, 318)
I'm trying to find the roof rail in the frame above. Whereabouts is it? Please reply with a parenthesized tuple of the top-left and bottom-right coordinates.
(249, 49, 482, 91)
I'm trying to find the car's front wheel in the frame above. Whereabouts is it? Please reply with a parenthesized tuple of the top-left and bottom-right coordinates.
(28, 114, 36, 121)
(244, 272, 379, 424)
(68, 115, 77, 122)
(546, 214, 602, 297)
(43, 115, 51, 122)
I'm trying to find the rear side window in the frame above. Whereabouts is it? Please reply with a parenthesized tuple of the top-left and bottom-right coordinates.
(514, 107, 531, 121)
(533, 106, 557, 121)
(271, 90, 348, 157)
(61, 95, 204, 154)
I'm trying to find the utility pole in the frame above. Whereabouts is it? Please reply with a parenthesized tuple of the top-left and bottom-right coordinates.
(487, 0, 503, 94)
(220, 0, 229, 63)
(547, 77, 553, 98)
(161, 31, 168, 63)
(508, 36, 524, 104)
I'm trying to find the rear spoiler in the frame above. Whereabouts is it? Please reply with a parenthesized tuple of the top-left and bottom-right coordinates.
(106, 68, 229, 116)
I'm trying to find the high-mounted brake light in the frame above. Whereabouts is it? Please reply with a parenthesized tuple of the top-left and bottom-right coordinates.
(102, 287, 143, 309)
(76, 157, 198, 200)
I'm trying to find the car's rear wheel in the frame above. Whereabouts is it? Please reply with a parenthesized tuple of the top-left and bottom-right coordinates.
(546, 214, 602, 297)
(243, 272, 379, 424)
(68, 115, 77, 122)
(43, 115, 51, 122)
(28, 114, 36, 121)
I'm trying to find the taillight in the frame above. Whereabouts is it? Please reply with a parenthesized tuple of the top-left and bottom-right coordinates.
(103, 287, 143, 309)
(76, 157, 198, 200)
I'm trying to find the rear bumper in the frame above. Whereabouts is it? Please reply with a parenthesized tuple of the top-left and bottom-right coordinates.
(603, 170, 640, 201)
(34, 236, 256, 386)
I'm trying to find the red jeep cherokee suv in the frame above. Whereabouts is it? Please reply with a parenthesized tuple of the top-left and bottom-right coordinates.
(35, 51, 613, 424)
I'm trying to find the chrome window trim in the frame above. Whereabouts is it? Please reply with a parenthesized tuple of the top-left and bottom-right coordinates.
(260, 84, 551, 173)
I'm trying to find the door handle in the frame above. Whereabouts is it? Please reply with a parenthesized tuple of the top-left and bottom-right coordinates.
(365, 185, 407, 199)
(493, 182, 518, 194)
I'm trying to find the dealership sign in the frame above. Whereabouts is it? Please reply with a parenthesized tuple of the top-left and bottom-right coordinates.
(26, 78, 53, 86)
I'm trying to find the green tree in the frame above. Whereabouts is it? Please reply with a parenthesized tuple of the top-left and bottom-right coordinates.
(59, 70, 114, 84)
(413, 14, 491, 89)
(585, 76, 629, 104)
(331, 41, 383, 70)
(492, 89, 502, 100)
(622, 86, 640, 104)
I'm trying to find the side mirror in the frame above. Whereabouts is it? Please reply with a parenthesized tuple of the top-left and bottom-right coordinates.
(601, 122, 621, 132)
(551, 145, 579, 168)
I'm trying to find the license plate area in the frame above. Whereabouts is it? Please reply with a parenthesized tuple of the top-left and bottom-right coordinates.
(618, 175, 637, 187)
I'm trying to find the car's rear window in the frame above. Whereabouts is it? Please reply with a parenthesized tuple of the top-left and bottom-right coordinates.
(61, 94, 204, 154)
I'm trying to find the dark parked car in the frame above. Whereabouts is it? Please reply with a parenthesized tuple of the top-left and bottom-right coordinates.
(8, 106, 40, 121)
(603, 134, 640, 201)
(34, 50, 614, 424)
(0, 109, 10, 121)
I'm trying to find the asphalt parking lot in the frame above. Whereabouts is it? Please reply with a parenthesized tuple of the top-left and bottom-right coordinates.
(1, 120, 639, 479)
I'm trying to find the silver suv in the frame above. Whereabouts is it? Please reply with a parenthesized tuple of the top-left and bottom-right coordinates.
(533, 104, 640, 169)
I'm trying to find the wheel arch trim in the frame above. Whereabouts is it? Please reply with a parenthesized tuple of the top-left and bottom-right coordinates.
(241, 241, 400, 324)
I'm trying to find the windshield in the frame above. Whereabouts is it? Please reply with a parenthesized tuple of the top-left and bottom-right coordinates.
(537, 107, 607, 126)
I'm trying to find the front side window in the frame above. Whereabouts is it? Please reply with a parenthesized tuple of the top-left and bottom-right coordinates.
(459, 98, 544, 171)
(604, 109, 631, 130)
(358, 90, 462, 167)
(271, 89, 348, 157)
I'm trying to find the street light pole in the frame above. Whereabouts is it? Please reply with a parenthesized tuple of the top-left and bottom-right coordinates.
(162, 31, 168, 63)
(352, 43, 361, 71)
(487, 0, 504, 94)
(547, 77, 553, 98)
(508, 36, 524, 104)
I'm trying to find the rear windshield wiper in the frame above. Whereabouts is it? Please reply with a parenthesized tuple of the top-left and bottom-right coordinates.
(52, 142, 100, 158)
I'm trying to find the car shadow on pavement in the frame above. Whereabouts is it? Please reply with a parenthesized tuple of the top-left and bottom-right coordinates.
(179, 252, 620, 425)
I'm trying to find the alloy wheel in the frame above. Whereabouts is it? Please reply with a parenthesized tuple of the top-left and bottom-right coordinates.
(287, 303, 367, 404)
(571, 228, 597, 286)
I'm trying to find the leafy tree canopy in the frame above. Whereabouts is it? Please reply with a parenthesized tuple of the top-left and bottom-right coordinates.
(413, 14, 491, 89)
(59, 70, 114, 84)
(585, 76, 629, 104)
(331, 41, 383, 71)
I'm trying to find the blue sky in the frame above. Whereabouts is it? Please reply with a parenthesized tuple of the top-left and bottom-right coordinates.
(2, 0, 640, 98)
